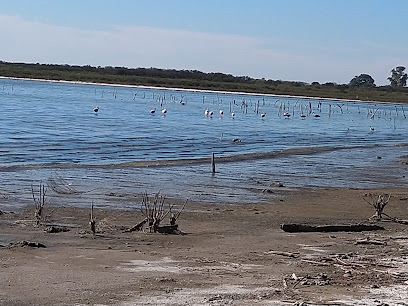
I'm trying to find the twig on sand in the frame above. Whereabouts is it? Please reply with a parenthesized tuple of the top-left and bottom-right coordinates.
(334, 256, 366, 268)
(31, 181, 49, 226)
(265, 251, 299, 258)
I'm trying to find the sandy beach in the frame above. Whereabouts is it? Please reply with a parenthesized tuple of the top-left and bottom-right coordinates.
(1, 186, 407, 305)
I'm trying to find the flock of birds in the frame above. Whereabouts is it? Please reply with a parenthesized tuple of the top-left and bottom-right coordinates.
(92, 90, 334, 121)
(204, 108, 237, 118)
(94, 105, 169, 115)
(91, 101, 343, 122)
(149, 107, 167, 114)
(94, 104, 241, 118)
(93, 104, 297, 119)
(91, 92, 399, 134)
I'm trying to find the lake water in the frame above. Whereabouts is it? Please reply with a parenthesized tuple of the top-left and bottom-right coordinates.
(0, 78, 407, 209)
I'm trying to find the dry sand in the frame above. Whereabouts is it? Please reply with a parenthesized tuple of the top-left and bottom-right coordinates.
(1, 187, 407, 305)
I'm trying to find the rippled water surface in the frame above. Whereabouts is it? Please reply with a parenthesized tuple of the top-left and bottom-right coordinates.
(0, 78, 407, 208)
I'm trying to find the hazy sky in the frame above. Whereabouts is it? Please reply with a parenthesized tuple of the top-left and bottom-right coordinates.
(1, 0, 407, 85)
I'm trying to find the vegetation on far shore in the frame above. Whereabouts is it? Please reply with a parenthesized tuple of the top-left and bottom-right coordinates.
(1, 61, 408, 103)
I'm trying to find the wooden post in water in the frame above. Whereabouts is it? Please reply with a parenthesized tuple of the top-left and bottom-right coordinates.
(211, 153, 216, 174)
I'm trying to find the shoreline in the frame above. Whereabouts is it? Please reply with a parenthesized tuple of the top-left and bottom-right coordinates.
(0, 75, 403, 105)
(1, 142, 407, 170)
(1, 143, 406, 211)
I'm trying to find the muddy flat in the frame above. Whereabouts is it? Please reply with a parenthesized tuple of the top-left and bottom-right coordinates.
(1, 187, 407, 305)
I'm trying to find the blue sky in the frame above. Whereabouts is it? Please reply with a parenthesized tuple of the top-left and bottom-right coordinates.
(1, 0, 407, 85)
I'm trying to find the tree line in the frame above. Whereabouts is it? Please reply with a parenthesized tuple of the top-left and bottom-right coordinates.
(1, 61, 408, 103)
(349, 66, 407, 88)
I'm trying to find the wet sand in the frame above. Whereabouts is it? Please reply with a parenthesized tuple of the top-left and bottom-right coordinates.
(1, 187, 408, 305)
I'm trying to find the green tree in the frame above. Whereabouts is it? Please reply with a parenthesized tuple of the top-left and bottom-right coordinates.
(388, 66, 407, 87)
(349, 74, 375, 87)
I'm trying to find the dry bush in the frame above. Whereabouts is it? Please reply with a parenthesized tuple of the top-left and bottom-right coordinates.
(363, 193, 391, 221)
(31, 182, 49, 226)
(126, 191, 186, 234)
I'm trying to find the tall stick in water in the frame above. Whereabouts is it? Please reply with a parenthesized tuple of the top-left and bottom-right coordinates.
(90, 201, 96, 236)
(211, 153, 216, 174)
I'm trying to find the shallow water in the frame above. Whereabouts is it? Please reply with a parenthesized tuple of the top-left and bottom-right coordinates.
(0, 79, 407, 209)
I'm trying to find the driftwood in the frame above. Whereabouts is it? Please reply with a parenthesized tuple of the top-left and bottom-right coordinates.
(355, 238, 386, 245)
(280, 223, 385, 233)
(124, 218, 182, 235)
(363, 193, 391, 220)
(334, 257, 366, 270)
(300, 259, 331, 266)
(394, 219, 408, 225)
(126, 191, 187, 234)
(156, 224, 181, 234)
(8, 241, 47, 248)
(265, 251, 299, 258)
(124, 218, 148, 233)
(126, 221, 182, 235)
(45, 226, 70, 233)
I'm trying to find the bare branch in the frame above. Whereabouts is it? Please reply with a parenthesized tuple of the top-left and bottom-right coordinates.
(175, 200, 188, 220)
(364, 193, 392, 221)
(31, 181, 48, 226)
(127, 191, 186, 234)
